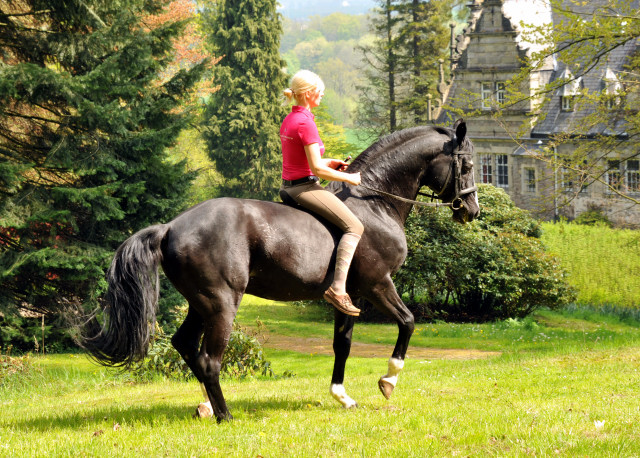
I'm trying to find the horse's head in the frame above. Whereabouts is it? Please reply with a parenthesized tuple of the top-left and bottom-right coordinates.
(422, 120, 480, 224)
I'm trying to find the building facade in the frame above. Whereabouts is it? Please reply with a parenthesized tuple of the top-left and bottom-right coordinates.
(437, 0, 640, 227)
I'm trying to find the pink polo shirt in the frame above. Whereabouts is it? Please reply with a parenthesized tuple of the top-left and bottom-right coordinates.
(280, 106, 325, 180)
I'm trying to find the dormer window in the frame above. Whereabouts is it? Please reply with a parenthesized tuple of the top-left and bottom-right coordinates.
(603, 67, 622, 108)
(556, 67, 581, 112)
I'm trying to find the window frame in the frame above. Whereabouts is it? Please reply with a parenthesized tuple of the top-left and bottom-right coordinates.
(561, 95, 573, 112)
(481, 82, 493, 110)
(524, 167, 537, 193)
(496, 154, 509, 189)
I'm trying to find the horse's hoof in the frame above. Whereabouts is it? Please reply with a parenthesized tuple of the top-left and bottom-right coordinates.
(195, 402, 213, 418)
(378, 378, 394, 400)
(216, 412, 234, 423)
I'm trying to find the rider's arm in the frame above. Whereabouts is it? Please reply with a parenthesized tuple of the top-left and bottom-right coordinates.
(304, 143, 360, 186)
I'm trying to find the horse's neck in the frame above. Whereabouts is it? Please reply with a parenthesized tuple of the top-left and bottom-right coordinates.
(357, 155, 426, 223)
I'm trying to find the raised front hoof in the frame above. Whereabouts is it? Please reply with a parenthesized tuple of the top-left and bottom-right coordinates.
(378, 378, 394, 400)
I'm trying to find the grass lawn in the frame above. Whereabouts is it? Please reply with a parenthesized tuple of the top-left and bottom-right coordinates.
(2, 296, 639, 457)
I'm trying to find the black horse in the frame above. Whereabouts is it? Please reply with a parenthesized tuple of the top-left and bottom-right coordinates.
(83, 120, 480, 422)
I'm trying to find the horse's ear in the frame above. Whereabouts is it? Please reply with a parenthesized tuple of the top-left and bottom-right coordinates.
(453, 119, 466, 147)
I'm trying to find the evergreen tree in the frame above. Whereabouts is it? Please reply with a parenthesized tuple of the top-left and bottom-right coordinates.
(357, 0, 454, 137)
(395, 0, 453, 126)
(200, 0, 288, 200)
(0, 0, 207, 316)
(356, 0, 402, 139)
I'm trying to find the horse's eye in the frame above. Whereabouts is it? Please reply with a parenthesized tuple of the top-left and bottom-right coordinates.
(462, 160, 473, 173)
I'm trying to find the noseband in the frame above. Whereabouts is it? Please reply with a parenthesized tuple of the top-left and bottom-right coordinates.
(359, 150, 478, 210)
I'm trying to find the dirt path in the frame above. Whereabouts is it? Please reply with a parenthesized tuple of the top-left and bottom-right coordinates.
(258, 333, 500, 360)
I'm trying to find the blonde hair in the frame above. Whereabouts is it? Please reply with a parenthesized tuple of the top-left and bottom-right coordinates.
(283, 70, 325, 105)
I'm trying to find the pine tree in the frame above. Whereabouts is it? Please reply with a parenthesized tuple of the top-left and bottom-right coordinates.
(0, 0, 207, 316)
(356, 0, 402, 138)
(200, 0, 288, 200)
(395, 0, 453, 126)
(357, 0, 454, 137)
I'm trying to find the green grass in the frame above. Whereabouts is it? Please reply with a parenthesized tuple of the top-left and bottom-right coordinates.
(2, 297, 640, 456)
(540, 222, 640, 308)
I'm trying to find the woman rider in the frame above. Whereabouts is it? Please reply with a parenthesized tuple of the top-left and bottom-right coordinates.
(279, 70, 363, 317)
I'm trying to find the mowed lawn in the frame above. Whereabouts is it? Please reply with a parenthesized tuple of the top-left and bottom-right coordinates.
(1, 297, 639, 457)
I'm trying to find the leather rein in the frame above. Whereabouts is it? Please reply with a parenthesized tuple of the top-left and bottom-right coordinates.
(358, 150, 478, 210)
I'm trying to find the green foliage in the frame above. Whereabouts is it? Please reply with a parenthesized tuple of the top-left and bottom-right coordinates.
(0, 311, 76, 353)
(165, 128, 223, 206)
(133, 306, 275, 380)
(540, 221, 640, 308)
(0, 0, 206, 316)
(313, 104, 361, 160)
(201, 0, 288, 200)
(573, 207, 613, 227)
(391, 184, 575, 321)
(356, 0, 456, 137)
(281, 13, 370, 126)
(0, 346, 34, 386)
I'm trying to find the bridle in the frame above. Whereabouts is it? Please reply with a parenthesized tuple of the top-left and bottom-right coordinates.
(358, 149, 478, 210)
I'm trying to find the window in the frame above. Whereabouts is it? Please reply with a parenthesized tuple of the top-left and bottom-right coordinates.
(496, 154, 509, 188)
(478, 154, 508, 189)
(481, 82, 505, 110)
(561, 161, 588, 194)
(561, 96, 573, 112)
(479, 154, 493, 183)
(607, 159, 640, 193)
(496, 83, 506, 105)
(606, 160, 621, 191)
(627, 160, 640, 193)
(481, 83, 493, 109)
(524, 168, 536, 193)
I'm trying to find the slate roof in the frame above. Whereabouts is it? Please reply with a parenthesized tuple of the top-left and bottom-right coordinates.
(531, 40, 637, 138)
(439, 0, 639, 139)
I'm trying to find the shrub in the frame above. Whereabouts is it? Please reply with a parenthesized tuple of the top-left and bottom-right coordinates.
(573, 206, 613, 227)
(133, 306, 275, 381)
(384, 184, 575, 322)
(0, 346, 34, 385)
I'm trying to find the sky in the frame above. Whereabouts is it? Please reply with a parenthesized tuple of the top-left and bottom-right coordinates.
(277, 0, 377, 19)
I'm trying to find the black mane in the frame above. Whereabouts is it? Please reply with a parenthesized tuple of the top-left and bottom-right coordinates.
(349, 126, 457, 172)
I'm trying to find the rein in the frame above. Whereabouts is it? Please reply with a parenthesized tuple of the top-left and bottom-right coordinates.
(358, 150, 478, 210)
(358, 184, 455, 208)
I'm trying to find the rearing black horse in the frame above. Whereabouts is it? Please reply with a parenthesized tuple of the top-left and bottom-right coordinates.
(83, 120, 480, 422)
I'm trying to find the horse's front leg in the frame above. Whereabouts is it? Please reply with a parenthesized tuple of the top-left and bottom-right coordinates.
(368, 276, 415, 400)
(330, 309, 358, 408)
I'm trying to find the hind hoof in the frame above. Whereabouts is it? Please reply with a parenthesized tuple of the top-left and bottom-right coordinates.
(195, 401, 213, 418)
(378, 378, 394, 400)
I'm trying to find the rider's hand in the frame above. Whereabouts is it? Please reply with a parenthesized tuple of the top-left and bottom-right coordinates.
(347, 172, 361, 186)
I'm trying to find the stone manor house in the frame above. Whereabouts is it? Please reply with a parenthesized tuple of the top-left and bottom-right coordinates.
(436, 0, 640, 227)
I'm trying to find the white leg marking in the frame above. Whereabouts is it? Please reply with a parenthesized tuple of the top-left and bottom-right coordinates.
(200, 382, 211, 402)
(330, 383, 358, 409)
(380, 357, 404, 388)
(196, 383, 213, 418)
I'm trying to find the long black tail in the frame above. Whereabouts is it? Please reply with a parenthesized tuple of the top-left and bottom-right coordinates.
(82, 224, 168, 367)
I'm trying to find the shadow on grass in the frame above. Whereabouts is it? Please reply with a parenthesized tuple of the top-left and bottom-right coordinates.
(7, 396, 322, 431)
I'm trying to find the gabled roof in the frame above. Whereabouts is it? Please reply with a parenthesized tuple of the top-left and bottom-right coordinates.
(439, 0, 639, 139)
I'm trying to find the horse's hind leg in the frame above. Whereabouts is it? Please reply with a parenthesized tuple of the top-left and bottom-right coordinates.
(170, 307, 213, 417)
(196, 309, 236, 422)
(330, 310, 358, 408)
(367, 276, 415, 400)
